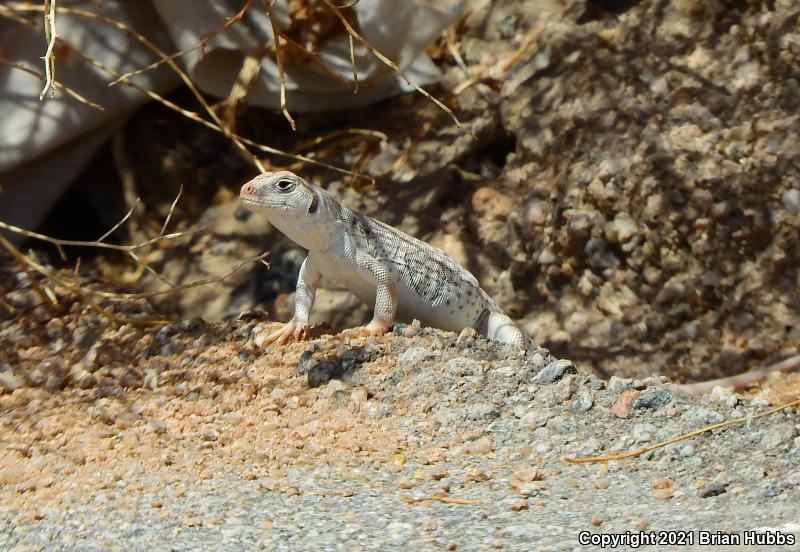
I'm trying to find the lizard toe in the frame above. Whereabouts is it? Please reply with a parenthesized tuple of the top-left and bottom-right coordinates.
(341, 319, 393, 338)
(255, 319, 309, 348)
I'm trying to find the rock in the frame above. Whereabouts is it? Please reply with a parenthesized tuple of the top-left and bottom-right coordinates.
(72, 326, 100, 349)
(527, 352, 548, 370)
(532, 360, 576, 384)
(612, 391, 641, 419)
(396, 478, 419, 489)
(36, 360, 65, 390)
(608, 376, 633, 393)
(699, 482, 727, 498)
(68, 363, 97, 389)
(456, 327, 477, 345)
(632, 423, 658, 442)
(472, 187, 513, 220)
(709, 386, 739, 408)
(467, 403, 500, 420)
(760, 423, 799, 450)
(532, 426, 550, 440)
(446, 357, 483, 377)
(782, 189, 800, 214)
(397, 347, 435, 369)
(578, 438, 601, 455)
(0, 370, 22, 393)
(651, 479, 674, 500)
(423, 465, 448, 481)
(682, 407, 725, 426)
(461, 437, 493, 455)
(520, 410, 549, 429)
(116, 366, 144, 388)
(387, 521, 415, 543)
(149, 418, 168, 434)
(633, 388, 674, 410)
(571, 388, 594, 413)
(302, 358, 346, 388)
(605, 213, 638, 246)
(421, 517, 438, 532)
(510, 499, 529, 511)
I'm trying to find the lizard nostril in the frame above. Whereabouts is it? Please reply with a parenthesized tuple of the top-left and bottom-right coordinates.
(241, 183, 253, 196)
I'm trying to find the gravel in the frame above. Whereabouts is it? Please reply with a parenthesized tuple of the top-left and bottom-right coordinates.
(1, 321, 798, 551)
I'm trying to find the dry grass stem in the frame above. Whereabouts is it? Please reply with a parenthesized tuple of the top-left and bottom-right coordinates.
(452, 26, 544, 96)
(86, 251, 271, 301)
(320, 0, 463, 130)
(0, 232, 149, 326)
(95, 198, 142, 245)
(292, 128, 388, 152)
(278, 32, 354, 90)
(127, 250, 178, 290)
(399, 495, 477, 505)
(562, 398, 800, 464)
(38, 0, 56, 99)
(264, 0, 296, 130)
(159, 185, 183, 236)
(0, 219, 202, 253)
(108, 0, 255, 86)
(223, 44, 267, 130)
(348, 33, 358, 93)
(0, 55, 104, 110)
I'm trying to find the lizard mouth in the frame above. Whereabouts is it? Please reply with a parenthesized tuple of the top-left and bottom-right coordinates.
(240, 197, 285, 210)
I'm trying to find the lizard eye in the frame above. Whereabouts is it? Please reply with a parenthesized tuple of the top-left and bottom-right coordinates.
(274, 178, 296, 193)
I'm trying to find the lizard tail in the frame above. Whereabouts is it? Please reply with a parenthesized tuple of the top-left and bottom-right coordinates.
(484, 311, 527, 348)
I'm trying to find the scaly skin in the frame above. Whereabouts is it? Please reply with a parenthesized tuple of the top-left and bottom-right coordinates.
(240, 171, 530, 348)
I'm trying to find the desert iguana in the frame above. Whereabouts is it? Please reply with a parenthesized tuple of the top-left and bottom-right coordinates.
(240, 170, 529, 348)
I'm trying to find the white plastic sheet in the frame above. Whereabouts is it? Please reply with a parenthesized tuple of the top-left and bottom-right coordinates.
(0, 0, 457, 236)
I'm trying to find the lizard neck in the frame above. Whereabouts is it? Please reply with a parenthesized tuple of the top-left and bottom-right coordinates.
(267, 191, 348, 252)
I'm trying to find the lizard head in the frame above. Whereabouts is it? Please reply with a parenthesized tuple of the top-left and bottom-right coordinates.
(240, 170, 333, 249)
(240, 171, 319, 215)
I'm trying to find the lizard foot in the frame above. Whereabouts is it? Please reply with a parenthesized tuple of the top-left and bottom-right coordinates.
(341, 319, 393, 339)
(254, 318, 310, 348)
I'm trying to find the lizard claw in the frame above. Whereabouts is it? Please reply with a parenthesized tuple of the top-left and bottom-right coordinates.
(255, 318, 310, 348)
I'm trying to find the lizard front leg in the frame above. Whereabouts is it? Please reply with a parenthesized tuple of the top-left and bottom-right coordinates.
(256, 255, 321, 347)
(346, 251, 397, 337)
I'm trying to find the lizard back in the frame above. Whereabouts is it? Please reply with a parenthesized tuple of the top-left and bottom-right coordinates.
(334, 207, 502, 331)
